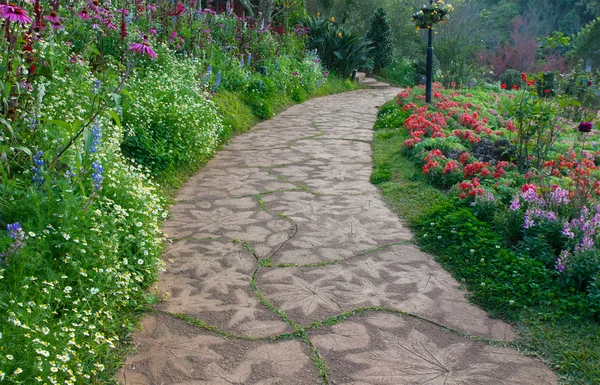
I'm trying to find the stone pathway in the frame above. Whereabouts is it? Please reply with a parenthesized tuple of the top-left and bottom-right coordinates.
(356, 72, 390, 88)
(118, 89, 557, 385)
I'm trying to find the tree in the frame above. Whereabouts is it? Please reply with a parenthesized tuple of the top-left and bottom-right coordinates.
(367, 7, 393, 73)
(571, 17, 600, 70)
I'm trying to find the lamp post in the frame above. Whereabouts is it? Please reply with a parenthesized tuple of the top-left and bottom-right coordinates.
(426, 0, 433, 103)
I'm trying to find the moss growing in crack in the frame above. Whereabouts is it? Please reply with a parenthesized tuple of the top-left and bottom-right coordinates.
(302, 306, 510, 346)
(251, 268, 301, 329)
(169, 312, 264, 341)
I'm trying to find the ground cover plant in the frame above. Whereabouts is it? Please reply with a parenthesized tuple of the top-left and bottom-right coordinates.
(372, 78, 600, 383)
(0, 1, 358, 383)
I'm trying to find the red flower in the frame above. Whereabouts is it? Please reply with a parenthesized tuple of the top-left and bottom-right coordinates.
(500, 83, 507, 89)
(544, 89, 550, 94)
(521, 73, 527, 82)
(522, 183, 537, 193)
(512, 84, 519, 90)
(527, 79, 535, 86)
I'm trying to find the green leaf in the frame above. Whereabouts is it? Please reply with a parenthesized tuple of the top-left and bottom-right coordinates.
(47, 119, 72, 131)
(0, 117, 14, 138)
(112, 93, 122, 107)
(14, 146, 32, 157)
(105, 109, 122, 128)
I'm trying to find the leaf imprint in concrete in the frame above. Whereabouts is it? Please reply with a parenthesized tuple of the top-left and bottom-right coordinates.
(310, 313, 557, 385)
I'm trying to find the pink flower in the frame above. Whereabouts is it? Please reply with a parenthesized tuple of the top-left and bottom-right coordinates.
(78, 8, 91, 20)
(1, 3, 33, 24)
(128, 37, 158, 59)
(45, 11, 60, 23)
(148, 28, 157, 35)
(146, 4, 157, 12)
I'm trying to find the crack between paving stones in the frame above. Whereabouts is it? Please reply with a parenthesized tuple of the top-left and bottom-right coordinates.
(301, 307, 515, 347)
(271, 240, 414, 269)
(250, 266, 331, 384)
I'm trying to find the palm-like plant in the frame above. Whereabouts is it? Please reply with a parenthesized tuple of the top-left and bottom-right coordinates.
(304, 16, 373, 78)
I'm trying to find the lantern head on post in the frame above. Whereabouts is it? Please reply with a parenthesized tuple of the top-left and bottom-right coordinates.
(412, 0, 453, 103)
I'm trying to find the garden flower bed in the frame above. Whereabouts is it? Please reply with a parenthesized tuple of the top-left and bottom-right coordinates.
(0, 1, 355, 383)
(372, 82, 600, 382)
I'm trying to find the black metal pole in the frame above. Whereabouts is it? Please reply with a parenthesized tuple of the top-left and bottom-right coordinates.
(426, 0, 433, 103)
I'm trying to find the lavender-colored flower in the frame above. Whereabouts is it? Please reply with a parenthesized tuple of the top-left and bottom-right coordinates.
(549, 187, 570, 206)
(578, 122, 593, 133)
(521, 188, 544, 205)
(247, 53, 252, 66)
(562, 222, 575, 239)
(239, 57, 244, 68)
(93, 79, 101, 94)
(32, 151, 44, 184)
(523, 210, 535, 229)
(92, 161, 104, 190)
(2, 222, 26, 264)
(90, 120, 102, 154)
(275, 61, 279, 71)
(213, 71, 221, 92)
(509, 197, 521, 211)
(555, 250, 569, 273)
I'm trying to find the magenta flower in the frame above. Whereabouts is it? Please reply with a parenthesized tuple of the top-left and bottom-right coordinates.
(128, 37, 158, 59)
(147, 4, 157, 12)
(579, 122, 593, 133)
(1, 3, 33, 24)
(148, 28, 157, 35)
(78, 8, 91, 20)
(45, 11, 60, 23)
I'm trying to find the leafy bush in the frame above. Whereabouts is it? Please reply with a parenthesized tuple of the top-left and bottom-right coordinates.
(121, 50, 224, 176)
(499, 69, 522, 89)
(416, 203, 560, 317)
(380, 60, 416, 86)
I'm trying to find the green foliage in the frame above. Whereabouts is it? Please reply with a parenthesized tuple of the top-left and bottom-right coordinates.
(366, 8, 393, 73)
(500, 69, 523, 89)
(304, 16, 373, 77)
(121, 50, 224, 176)
(212, 91, 258, 136)
(416, 204, 557, 316)
(380, 60, 416, 87)
(571, 17, 600, 68)
(245, 93, 275, 120)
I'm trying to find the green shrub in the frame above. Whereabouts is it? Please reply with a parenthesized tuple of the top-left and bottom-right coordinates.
(121, 50, 224, 176)
(381, 60, 416, 86)
(499, 69, 522, 88)
(416, 203, 559, 317)
(245, 94, 274, 120)
(212, 91, 258, 138)
(367, 8, 393, 73)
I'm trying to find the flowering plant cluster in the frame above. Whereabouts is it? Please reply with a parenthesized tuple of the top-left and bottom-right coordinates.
(412, 0, 454, 31)
(0, 0, 337, 383)
(389, 81, 600, 313)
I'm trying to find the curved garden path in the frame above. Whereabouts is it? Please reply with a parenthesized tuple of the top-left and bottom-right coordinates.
(118, 89, 557, 385)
